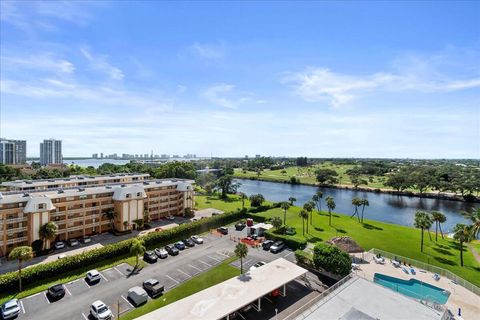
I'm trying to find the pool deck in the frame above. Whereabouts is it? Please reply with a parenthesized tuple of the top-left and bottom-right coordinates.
(353, 252, 480, 320)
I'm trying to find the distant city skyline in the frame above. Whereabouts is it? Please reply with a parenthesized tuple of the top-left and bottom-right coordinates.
(1, 1, 479, 158)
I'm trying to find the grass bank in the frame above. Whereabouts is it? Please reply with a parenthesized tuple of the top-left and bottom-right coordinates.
(121, 256, 238, 320)
(196, 195, 480, 287)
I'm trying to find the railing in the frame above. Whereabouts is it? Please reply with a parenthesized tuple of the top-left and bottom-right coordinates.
(5, 217, 27, 224)
(368, 248, 480, 296)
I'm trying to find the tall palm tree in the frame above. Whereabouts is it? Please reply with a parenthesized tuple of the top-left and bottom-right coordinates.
(430, 211, 447, 241)
(130, 238, 146, 268)
(453, 224, 473, 267)
(303, 202, 313, 230)
(39, 222, 58, 251)
(312, 194, 319, 212)
(299, 209, 309, 235)
(360, 198, 370, 223)
(239, 192, 247, 209)
(414, 211, 433, 252)
(351, 197, 362, 222)
(316, 190, 323, 212)
(462, 207, 480, 239)
(280, 201, 290, 225)
(8, 246, 34, 291)
(103, 209, 116, 230)
(235, 243, 248, 274)
(326, 196, 336, 226)
(288, 197, 296, 206)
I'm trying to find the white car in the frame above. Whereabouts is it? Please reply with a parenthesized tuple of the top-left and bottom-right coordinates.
(154, 248, 168, 259)
(249, 261, 266, 271)
(86, 269, 101, 283)
(90, 300, 112, 320)
(166, 215, 175, 220)
(190, 235, 203, 244)
(1, 299, 20, 320)
(54, 241, 65, 249)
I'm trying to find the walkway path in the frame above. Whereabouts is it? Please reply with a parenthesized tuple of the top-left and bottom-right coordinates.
(467, 243, 480, 264)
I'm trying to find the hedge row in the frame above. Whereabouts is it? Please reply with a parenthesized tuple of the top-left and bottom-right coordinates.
(0, 209, 244, 293)
(264, 231, 307, 250)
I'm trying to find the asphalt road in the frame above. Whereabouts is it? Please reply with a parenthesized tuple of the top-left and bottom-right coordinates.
(9, 225, 303, 320)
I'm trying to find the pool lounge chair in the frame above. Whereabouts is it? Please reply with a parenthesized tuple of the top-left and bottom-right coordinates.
(374, 256, 385, 264)
(391, 260, 401, 268)
(402, 266, 409, 274)
(351, 263, 360, 270)
(410, 267, 416, 275)
(433, 273, 440, 281)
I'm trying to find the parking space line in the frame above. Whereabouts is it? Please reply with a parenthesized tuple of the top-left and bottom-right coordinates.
(217, 250, 230, 258)
(83, 279, 91, 288)
(64, 284, 72, 296)
(188, 264, 202, 272)
(113, 266, 124, 276)
(20, 300, 25, 314)
(177, 269, 191, 278)
(43, 292, 51, 304)
(121, 295, 134, 309)
(67, 279, 79, 285)
(24, 292, 42, 299)
(208, 255, 221, 262)
(283, 251, 294, 258)
(99, 272, 109, 282)
(198, 260, 211, 267)
(81, 312, 89, 320)
(166, 274, 180, 284)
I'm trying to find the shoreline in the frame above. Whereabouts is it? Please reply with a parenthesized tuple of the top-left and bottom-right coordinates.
(234, 176, 480, 203)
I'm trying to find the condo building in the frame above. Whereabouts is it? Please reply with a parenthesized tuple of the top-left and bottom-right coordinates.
(0, 138, 27, 165)
(40, 139, 62, 165)
(0, 175, 194, 257)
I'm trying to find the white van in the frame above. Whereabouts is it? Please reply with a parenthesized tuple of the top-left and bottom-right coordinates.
(127, 286, 148, 307)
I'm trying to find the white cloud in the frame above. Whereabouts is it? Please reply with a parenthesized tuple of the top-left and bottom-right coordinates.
(2, 54, 75, 74)
(189, 42, 226, 60)
(286, 55, 480, 106)
(81, 48, 124, 81)
(203, 83, 238, 109)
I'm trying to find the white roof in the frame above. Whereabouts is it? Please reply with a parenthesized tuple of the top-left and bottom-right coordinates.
(136, 258, 307, 320)
(251, 223, 273, 230)
(112, 185, 147, 201)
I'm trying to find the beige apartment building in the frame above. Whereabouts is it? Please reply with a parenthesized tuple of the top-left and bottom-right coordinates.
(0, 176, 194, 257)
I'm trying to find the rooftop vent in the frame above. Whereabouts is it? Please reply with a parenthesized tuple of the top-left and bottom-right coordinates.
(143, 182, 149, 185)
(48, 179, 55, 182)
(23, 193, 30, 197)
(106, 186, 112, 189)
(78, 188, 85, 192)
(121, 184, 127, 187)
(26, 181, 33, 184)
(58, 190, 65, 194)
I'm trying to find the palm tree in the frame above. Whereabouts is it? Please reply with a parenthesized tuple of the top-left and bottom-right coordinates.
(462, 207, 480, 239)
(130, 238, 146, 268)
(350, 197, 362, 222)
(430, 211, 447, 241)
(280, 202, 290, 225)
(453, 224, 473, 267)
(8, 246, 34, 291)
(239, 192, 247, 209)
(234, 243, 248, 274)
(271, 216, 283, 231)
(299, 210, 309, 235)
(303, 202, 313, 230)
(39, 221, 58, 250)
(360, 198, 369, 223)
(143, 210, 151, 225)
(312, 194, 319, 212)
(316, 190, 323, 212)
(103, 209, 116, 230)
(414, 211, 433, 252)
(288, 197, 296, 206)
(326, 196, 336, 226)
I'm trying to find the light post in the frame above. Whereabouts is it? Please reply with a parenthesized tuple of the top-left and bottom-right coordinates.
(275, 308, 278, 320)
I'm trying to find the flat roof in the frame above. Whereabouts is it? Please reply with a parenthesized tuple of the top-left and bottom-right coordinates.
(298, 277, 443, 320)
(136, 258, 307, 320)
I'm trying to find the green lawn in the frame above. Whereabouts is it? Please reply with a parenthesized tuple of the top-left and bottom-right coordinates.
(0, 255, 145, 304)
(196, 195, 480, 287)
(121, 257, 239, 320)
(195, 193, 252, 212)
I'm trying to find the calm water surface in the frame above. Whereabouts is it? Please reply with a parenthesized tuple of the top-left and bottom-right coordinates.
(236, 179, 476, 233)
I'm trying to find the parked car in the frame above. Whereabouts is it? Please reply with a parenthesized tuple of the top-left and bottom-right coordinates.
(249, 261, 266, 271)
(90, 300, 113, 320)
(0, 299, 20, 320)
(86, 269, 101, 283)
(270, 241, 285, 253)
(183, 238, 195, 247)
(68, 238, 80, 247)
(154, 248, 168, 259)
(165, 215, 175, 220)
(143, 278, 164, 298)
(262, 240, 274, 250)
(54, 241, 65, 250)
(235, 221, 246, 230)
(47, 284, 66, 300)
(165, 244, 179, 256)
(81, 236, 92, 244)
(143, 250, 158, 263)
(174, 241, 186, 250)
(190, 235, 203, 244)
(127, 286, 148, 307)
(57, 254, 67, 259)
(217, 227, 228, 235)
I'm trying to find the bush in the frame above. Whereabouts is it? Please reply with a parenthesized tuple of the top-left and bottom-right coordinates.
(264, 231, 307, 250)
(248, 205, 271, 213)
(0, 210, 245, 293)
(294, 249, 314, 268)
(313, 242, 351, 277)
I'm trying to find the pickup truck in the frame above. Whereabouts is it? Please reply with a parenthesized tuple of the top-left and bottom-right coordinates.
(143, 279, 164, 297)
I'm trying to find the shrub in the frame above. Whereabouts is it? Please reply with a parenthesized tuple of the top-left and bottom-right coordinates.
(249, 194, 265, 207)
(264, 231, 307, 250)
(248, 205, 271, 213)
(294, 249, 314, 268)
(313, 242, 351, 277)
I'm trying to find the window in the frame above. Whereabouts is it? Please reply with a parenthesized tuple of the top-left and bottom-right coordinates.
(126, 193, 131, 198)
(38, 203, 46, 210)
(136, 192, 142, 197)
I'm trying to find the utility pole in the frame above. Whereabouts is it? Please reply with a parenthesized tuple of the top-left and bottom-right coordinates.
(117, 299, 120, 319)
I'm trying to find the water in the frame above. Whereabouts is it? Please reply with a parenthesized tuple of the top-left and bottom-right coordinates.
(374, 273, 450, 304)
(63, 159, 130, 168)
(235, 179, 476, 233)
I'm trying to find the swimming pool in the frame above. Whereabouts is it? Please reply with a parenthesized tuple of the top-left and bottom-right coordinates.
(374, 273, 450, 304)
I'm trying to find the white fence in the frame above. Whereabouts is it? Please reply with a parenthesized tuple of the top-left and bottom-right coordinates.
(368, 248, 480, 296)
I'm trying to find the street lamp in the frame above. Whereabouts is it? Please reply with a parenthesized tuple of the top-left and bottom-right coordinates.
(275, 308, 278, 320)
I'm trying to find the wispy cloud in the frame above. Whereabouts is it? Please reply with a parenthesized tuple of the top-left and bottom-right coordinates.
(81, 48, 124, 81)
(2, 53, 75, 74)
(285, 53, 480, 106)
(189, 42, 226, 60)
(202, 83, 264, 109)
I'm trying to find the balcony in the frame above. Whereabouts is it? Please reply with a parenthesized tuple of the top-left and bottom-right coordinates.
(5, 226, 28, 233)
(66, 208, 85, 214)
(5, 217, 27, 224)
(67, 216, 85, 223)
(7, 236, 28, 244)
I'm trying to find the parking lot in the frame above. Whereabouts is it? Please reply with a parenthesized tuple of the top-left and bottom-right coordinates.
(10, 223, 322, 320)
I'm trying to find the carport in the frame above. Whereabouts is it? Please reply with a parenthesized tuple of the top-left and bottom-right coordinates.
(135, 258, 308, 320)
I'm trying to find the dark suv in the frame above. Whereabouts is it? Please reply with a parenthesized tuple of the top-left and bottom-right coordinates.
(235, 221, 246, 230)
(165, 244, 179, 256)
(143, 251, 158, 263)
(183, 238, 195, 247)
(217, 227, 228, 235)
(47, 284, 66, 301)
(262, 240, 274, 250)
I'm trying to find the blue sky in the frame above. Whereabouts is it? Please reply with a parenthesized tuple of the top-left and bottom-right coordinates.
(1, 1, 479, 158)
